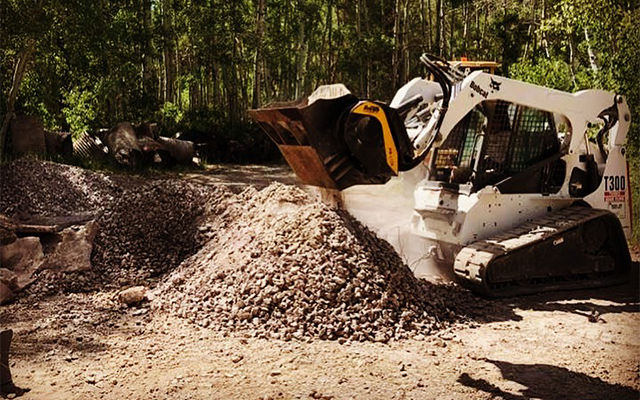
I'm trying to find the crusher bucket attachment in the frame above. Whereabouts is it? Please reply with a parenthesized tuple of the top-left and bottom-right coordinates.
(249, 84, 418, 190)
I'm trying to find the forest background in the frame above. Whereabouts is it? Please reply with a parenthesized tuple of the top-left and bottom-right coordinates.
(1, 0, 638, 238)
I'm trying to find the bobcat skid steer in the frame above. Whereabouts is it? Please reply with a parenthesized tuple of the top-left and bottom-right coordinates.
(249, 54, 633, 297)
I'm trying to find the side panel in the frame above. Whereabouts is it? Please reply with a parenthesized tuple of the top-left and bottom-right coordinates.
(584, 147, 632, 237)
(412, 185, 575, 247)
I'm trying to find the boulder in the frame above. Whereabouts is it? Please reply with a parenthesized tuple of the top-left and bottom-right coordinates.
(44, 221, 98, 272)
(0, 236, 44, 288)
(0, 283, 13, 305)
(9, 115, 46, 156)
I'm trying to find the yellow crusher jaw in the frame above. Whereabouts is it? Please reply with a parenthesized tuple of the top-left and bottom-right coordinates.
(351, 101, 399, 174)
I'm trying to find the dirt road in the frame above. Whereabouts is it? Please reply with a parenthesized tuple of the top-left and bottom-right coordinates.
(2, 266, 638, 400)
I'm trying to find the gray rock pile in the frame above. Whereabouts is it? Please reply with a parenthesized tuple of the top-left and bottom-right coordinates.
(0, 159, 114, 217)
(0, 159, 223, 295)
(154, 183, 477, 342)
(2, 160, 482, 342)
(90, 181, 231, 286)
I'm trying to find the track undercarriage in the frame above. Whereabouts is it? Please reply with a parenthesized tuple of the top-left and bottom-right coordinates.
(453, 206, 632, 297)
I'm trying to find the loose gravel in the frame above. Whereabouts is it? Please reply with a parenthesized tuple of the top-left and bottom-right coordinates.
(2, 160, 483, 341)
(154, 184, 481, 342)
(0, 159, 225, 293)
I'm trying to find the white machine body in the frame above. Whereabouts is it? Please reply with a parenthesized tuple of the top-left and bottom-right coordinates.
(389, 72, 632, 261)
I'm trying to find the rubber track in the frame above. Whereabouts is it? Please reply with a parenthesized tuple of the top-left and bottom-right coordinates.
(453, 206, 630, 297)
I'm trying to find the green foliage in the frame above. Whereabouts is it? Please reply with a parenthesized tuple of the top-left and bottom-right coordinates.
(157, 102, 184, 134)
(509, 58, 574, 92)
(62, 88, 99, 137)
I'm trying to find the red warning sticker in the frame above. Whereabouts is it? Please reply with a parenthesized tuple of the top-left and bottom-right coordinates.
(603, 175, 627, 219)
(604, 190, 626, 203)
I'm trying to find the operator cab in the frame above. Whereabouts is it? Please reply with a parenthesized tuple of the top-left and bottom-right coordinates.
(428, 100, 570, 195)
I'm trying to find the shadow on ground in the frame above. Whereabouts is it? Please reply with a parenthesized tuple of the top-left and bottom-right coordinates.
(499, 262, 640, 322)
(458, 359, 640, 400)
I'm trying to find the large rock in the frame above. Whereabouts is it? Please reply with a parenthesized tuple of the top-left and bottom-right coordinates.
(118, 286, 148, 306)
(0, 219, 98, 302)
(0, 237, 44, 288)
(0, 269, 18, 290)
(0, 282, 13, 305)
(44, 221, 98, 272)
(9, 115, 46, 156)
(0, 269, 19, 304)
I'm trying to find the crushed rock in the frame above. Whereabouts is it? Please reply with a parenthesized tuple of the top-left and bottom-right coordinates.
(0, 159, 230, 295)
(153, 183, 480, 342)
(2, 160, 483, 342)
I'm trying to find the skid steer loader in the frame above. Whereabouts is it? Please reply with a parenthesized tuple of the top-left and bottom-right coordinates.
(249, 54, 633, 297)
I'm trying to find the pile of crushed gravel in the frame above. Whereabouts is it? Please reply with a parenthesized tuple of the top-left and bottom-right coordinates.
(3, 160, 483, 341)
(0, 159, 115, 217)
(0, 159, 223, 292)
(90, 181, 231, 286)
(154, 184, 480, 342)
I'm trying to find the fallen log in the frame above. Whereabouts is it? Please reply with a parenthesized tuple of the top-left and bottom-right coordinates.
(157, 136, 195, 164)
(0, 212, 96, 235)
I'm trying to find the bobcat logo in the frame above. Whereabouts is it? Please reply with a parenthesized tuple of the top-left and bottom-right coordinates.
(470, 81, 488, 98)
(490, 78, 502, 92)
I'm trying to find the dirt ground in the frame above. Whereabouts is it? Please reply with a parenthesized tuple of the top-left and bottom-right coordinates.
(2, 267, 639, 400)
(1, 163, 639, 399)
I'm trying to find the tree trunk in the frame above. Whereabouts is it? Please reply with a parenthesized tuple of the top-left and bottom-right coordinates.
(568, 38, 577, 87)
(363, 1, 371, 97)
(427, 0, 433, 51)
(462, 2, 469, 56)
(541, 0, 549, 58)
(449, 7, 454, 59)
(392, 0, 400, 89)
(0, 40, 35, 161)
(584, 27, 599, 72)
(295, 2, 306, 99)
(480, 6, 488, 54)
(523, 0, 536, 60)
(252, 0, 265, 108)
(475, 3, 480, 54)
(420, 0, 427, 51)
(327, 0, 334, 81)
(401, 0, 409, 84)
(162, 0, 173, 103)
(436, 0, 444, 56)
(141, 0, 152, 94)
(356, 0, 364, 94)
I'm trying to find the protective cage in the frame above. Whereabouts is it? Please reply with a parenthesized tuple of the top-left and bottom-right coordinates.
(432, 100, 566, 194)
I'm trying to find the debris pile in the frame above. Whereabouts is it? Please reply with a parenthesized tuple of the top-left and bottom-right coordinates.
(155, 184, 477, 342)
(0, 159, 222, 296)
(90, 180, 216, 285)
(2, 160, 481, 341)
(0, 159, 113, 218)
